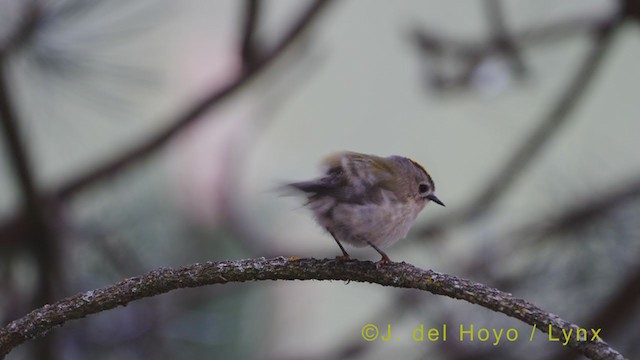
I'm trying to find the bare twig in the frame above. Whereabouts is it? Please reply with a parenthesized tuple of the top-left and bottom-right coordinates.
(0, 257, 627, 360)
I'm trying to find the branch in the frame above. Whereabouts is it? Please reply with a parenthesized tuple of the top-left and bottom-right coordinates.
(0, 257, 627, 360)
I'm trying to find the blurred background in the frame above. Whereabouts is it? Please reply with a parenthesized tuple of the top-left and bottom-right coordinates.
(1, 0, 639, 359)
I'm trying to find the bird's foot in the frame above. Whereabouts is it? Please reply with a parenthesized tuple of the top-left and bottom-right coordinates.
(375, 255, 391, 269)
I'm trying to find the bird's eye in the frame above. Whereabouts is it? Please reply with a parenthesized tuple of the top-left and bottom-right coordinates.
(418, 184, 429, 193)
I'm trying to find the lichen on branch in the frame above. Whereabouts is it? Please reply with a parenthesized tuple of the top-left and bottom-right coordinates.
(0, 257, 627, 360)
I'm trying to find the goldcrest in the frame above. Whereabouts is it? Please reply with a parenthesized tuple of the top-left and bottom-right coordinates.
(287, 151, 444, 266)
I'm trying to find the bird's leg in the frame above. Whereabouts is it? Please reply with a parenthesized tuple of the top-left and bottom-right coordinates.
(329, 231, 351, 260)
(367, 241, 391, 268)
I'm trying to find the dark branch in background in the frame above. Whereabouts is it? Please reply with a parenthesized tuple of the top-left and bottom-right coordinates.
(413, 0, 528, 92)
(0, 48, 60, 308)
(410, 5, 616, 91)
(411, 13, 612, 59)
(482, 0, 526, 76)
(0, 4, 57, 359)
(240, 0, 262, 70)
(0, 0, 334, 245)
(416, 18, 619, 237)
(0, 257, 628, 360)
(510, 174, 640, 239)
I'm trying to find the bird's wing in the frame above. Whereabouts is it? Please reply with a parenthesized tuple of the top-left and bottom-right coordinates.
(290, 152, 392, 203)
(323, 151, 394, 188)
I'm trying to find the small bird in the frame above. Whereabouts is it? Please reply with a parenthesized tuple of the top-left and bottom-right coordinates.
(287, 151, 444, 266)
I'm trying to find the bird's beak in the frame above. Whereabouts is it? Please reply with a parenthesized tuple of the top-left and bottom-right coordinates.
(426, 194, 445, 207)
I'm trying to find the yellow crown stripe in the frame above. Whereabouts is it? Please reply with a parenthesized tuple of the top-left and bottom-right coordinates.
(408, 158, 429, 176)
